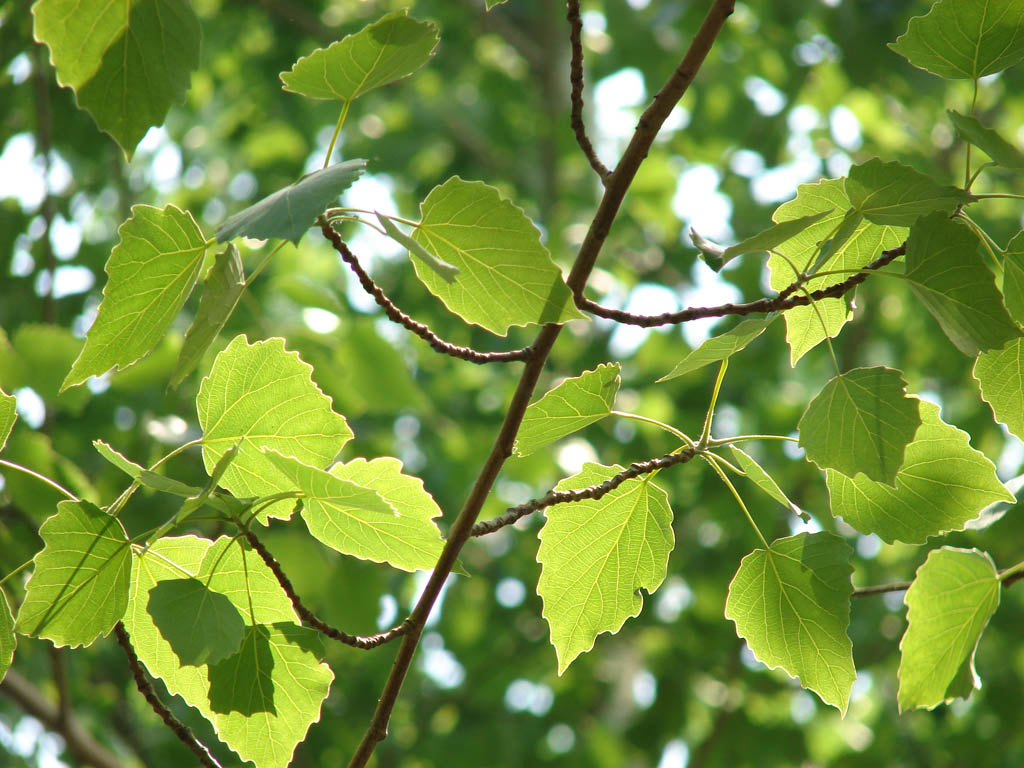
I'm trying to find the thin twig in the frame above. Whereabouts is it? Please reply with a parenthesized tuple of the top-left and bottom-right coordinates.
(577, 243, 906, 327)
(851, 581, 911, 599)
(471, 447, 697, 536)
(115, 623, 223, 768)
(318, 218, 535, 364)
(241, 529, 408, 649)
(567, 0, 611, 181)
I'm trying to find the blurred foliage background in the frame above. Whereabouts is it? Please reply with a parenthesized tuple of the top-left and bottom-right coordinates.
(2, 0, 1024, 766)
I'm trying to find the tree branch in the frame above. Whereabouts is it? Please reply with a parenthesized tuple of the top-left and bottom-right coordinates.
(347, 3, 735, 765)
(241, 529, 408, 650)
(318, 218, 535, 364)
(577, 244, 906, 327)
(0, 667, 124, 768)
(471, 447, 697, 536)
(114, 623, 223, 768)
(567, 0, 611, 181)
(853, 561, 1024, 599)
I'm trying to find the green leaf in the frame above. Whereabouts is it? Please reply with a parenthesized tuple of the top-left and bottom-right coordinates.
(280, 10, 439, 102)
(0, 387, 15, 453)
(658, 316, 774, 382)
(0, 589, 15, 683)
(16, 500, 131, 647)
(974, 338, 1024, 440)
(904, 213, 1021, 355)
(537, 463, 673, 673)
(377, 212, 459, 283)
(123, 537, 332, 768)
(171, 243, 246, 389)
(798, 367, 921, 485)
(197, 336, 354, 523)
(146, 578, 246, 666)
(898, 547, 1000, 711)
(826, 400, 1013, 543)
(62, 205, 208, 391)
(92, 440, 201, 497)
(412, 177, 585, 334)
(215, 160, 367, 245)
(1001, 231, 1024, 324)
(32, 0, 201, 157)
(514, 364, 621, 457)
(767, 178, 906, 364)
(949, 111, 1024, 169)
(694, 211, 832, 269)
(729, 446, 805, 520)
(725, 532, 855, 714)
(689, 228, 725, 272)
(486, 0, 509, 8)
(845, 159, 973, 226)
(889, 0, 1024, 80)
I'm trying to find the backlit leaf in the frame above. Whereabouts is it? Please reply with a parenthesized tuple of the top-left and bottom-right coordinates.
(0, 590, 14, 682)
(62, 205, 207, 391)
(537, 463, 673, 673)
(658, 316, 774, 381)
(898, 548, 1000, 711)
(1001, 231, 1024, 324)
(826, 400, 1013, 543)
(412, 177, 584, 334)
(0, 388, 14, 453)
(16, 501, 131, 647)
(949, 110, 1024, 169)
(974, 338, 1024, 441)
(715, 211, 831, 266)
(729, 446, 804, 519)
(197, 336, 353, 523)
(725, 532, 855, 713)
(515, 364, 621, 457)
(93, 440, 201, 498)
(845, 159, 972, 226)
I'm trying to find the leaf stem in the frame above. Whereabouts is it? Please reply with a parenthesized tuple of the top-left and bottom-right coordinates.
(610, 410, 694, 447)
(0, 558, 34, 588)
(704, 453, 769, 548)
(957, 212, 1004, 275)
(706, 434, 798, 447)
(698, 360, 728, 449)
(324, 100, 351, 169)
(245, 241, 288, 287)
(0, 459, 76, 501)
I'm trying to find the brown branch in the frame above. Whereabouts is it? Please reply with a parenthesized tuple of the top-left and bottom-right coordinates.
(318, 218, 535, 364)
(0, 667, 124, 768)
(347, 3, 735, 766)
(578, 243, 906, 327)
(115, 623, 223, 768)
(471, 447, 697, 536)
(567, 0, 611, 181)
(241, 529, 408, 650)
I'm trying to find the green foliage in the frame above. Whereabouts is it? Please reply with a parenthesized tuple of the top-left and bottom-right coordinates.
(845, 159, 973, 226)
(1003, 232, 1024, 322)
(658, 316, 773, 380)
(728, 445, 803, 519)
(0, 590, 14, 683)
(0, 388, 14, 452)
(948, 110, 1024, 169)
(974, 338, 1024, 440)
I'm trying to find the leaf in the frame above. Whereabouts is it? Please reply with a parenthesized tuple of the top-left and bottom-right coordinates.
(1001, 231, 1024, 324)
(726, 533, 855, 713)
(123, 537, 331, 768)
(16, 500, 131, 647)
(537, 463, 673, 673)
(514, 364, 621, 457)
(280, 10, 439, 102)
(798, 367, 921, 485)
(948, 111, 1024, 169)
(215, 160, 368, 245)
(889, 0, 1024, 80)
(412, 177, 584, 335)
(767, 178, 906, 364)
(974, 338, 1024, 441)
(845, 159, 973, 226)
(486, 0, 509, 8)
(376, 212, 459, 283)
(657, 316, 774, 381)
(93, 440, 201, 497)
(0, 589, 14, 683)
(898, 547, 1001, 711)
(197, 336, 354, 523)
(826, 400, 1013, 543)
(904, 213, 1021, 355)
(0, 387, 15, 453)
(729, 446, 805, 520)
(689, 228, 726, 272)
(710, 211, 832, 267)
(32, 0, 201, 157)
(146, 578, 246, 666)
(62, 205, 208, 391)
(171, 243, 246, 389)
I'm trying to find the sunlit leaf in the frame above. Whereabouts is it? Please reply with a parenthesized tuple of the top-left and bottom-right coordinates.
(197, 336, 353, 523)
(62, 205, 207, 391)
(412, 177, 584, 335)
(729, 446, 804, 519)
(890, 0, 1024, 79)
(974, 338, 1024, 441)
(798, 367, 921, 485)
(0, 388, 14, 453)
(949, 111, 1024, 169)
(93, 440, 201, 497)
(0, 590, 14, 683)
(515, 364, 621, 457)
(693, 212, 831, 271)
(16, 501, 131, 647)
(904, 213, 1020, 355)
(32, 0, 201, 157)
(658, 316, 774, 381)
(280, 10, 438, 102)
(171, 243, 245, 389)
(537, 463, 673, 673)
(826, 400, 1013, 543)
(898, 547, 1000, 711)
(216, 160, 367, 245)
(845, 159, 972, 226)
(725, 532, 855, 713)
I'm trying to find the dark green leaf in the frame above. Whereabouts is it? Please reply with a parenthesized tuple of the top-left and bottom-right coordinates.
(1002, 231, 1024, 323)
(949, 110, 1024, 169)
(845, 159, 973, 226)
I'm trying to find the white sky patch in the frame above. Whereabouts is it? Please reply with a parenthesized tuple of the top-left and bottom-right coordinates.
(52, 265, 95, 298)
(656, 739, 689, 768)
(730, 149, 765, 178)
(302, 307, 341, 333)
(594, 67, 647, 166)
(0, 134, 45, 211)
(743, 76, 786, 116)
(556, 438, 598, 475)
(420, 633, 465, 689)
(14, 387, 45, 429)
(150, 143, 183, 194)
(50, 214, 82, 260)
(608, 282, 678, 358)
(626, 0, 651, 8)
(827, 150, 853, 177)
(673, 164, 733, 242)
(6, 52, 31, 84)
(632, 669, 658, 708)
(677, 260, 742, 348)
(505, 679, 554, 716)
(341, 174, 403, 311)
(788, 104, 820, 134)
(750, 151, 822, 204)
(830, 105, 863, 150)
